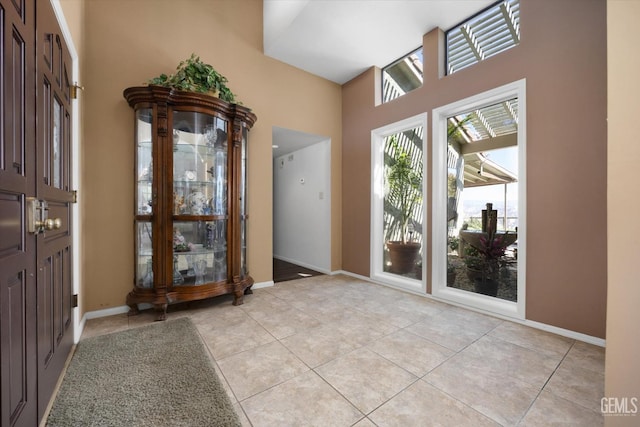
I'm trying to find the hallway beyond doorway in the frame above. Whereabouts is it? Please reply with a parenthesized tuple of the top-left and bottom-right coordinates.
(273, 258, 323, 283)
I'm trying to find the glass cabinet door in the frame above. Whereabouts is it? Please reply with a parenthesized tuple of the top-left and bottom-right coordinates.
(172, 111, 228, 286)
(240, 126, 248, 276)
(135, 108, 153, 287)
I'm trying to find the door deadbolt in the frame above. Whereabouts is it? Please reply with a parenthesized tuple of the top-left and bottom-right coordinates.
(27, 197, 62, 234)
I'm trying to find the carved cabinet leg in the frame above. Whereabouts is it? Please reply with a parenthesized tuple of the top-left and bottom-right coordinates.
(154, 303, 168, 321)
(232, 289, 245, 306)
(127, 304, 140, 317)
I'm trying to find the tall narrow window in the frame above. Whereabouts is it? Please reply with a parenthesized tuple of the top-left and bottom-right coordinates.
(432, 80, 526, 319)
(382, 47, 423, 103)
(371, 114, 427, 293)
(446, 0, 520, 75)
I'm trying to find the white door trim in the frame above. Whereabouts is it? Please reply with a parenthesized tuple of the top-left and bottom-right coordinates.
(431, 79, 527, 319)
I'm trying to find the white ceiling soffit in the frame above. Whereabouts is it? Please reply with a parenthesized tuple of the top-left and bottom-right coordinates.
(263, 0, 496, 84)
(272, 126, 327, 158)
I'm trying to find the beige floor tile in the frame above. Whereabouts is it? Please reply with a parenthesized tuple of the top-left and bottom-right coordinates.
(544, 360, 605, 413)
(244, 305, 323, 339)
(280, 323, 362, 367)
(369, 380, 499, 427)
(352, 417, 377, 427)
(367, 329, 454, 377)
(198, 316, 276, 359)
(354, 298, 428, 328)
(288, 297, 354, 322)
(393, 294, 450, 317)
(234, 402, 252, 427)
(563, 340, 605, 374)
(489, 321, 574, 359)
(189, 302, 252, 331)
(444, 305, 504, 330)
(425, 355, 540, 425)
(457, 335, 561, 388)
(325, 311, 400, 346)
(77, 275, 605, 427)
(315, 347, 418, 414)
(241, 370, 363, 427)
(217, 340, 309, 401)
(520, 389, 604, 426)
(80, 313, 130, 340)
(405, 309, 496, 351)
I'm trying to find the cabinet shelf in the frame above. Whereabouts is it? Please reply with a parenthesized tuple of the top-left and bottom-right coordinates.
(124, 85, 256, 320)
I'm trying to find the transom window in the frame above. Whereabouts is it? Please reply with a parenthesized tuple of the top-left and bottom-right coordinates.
(446, 0, 520, 75)
(382, 47, 423, 103)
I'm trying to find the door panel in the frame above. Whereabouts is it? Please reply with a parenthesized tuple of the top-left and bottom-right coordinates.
(35, 0, 75, 419)
(0, 0, 38, 425)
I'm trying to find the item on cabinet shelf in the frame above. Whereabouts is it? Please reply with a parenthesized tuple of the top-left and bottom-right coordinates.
(139, 203, 152, 215)
(185, 254, 196, 277)
(204, 125, 217, 146)
(173, 229, 192, 252)
(174, 193, 186, 215)
(193, 259, 207, 285)
(187, 191, 207, 215)
(172, 256, 184, 285)
(184, 170, 197, 181)
(139, 163, 151, 180)
(142, 259, 153, 288)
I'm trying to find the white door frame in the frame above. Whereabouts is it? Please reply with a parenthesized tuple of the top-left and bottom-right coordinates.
(431, 79, 527, 319)
(370, 113, 428, 294)
(51, 0, 81, 342)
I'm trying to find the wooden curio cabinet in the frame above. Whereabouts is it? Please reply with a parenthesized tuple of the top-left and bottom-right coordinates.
(123, 86, 256, 320)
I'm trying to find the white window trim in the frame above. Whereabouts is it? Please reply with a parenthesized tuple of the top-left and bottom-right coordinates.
(431, 79, 526, 319)
(371, 113, 428, 294)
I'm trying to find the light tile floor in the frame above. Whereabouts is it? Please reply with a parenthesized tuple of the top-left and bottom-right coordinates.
(82, 274, 605, 426)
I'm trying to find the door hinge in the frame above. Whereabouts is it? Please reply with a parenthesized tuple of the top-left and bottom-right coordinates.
(72, 190, 78, 203)
(72, 294, 78, 308)
(71, 83, 84, 99)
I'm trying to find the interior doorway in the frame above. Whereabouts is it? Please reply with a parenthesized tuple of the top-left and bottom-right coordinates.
(272, 127, 331, 281)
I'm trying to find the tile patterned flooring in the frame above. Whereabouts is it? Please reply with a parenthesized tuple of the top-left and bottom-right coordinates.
(82, 275, 605, 426)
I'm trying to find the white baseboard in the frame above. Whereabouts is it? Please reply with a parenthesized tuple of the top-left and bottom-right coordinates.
(85, 305, 130, 320)
(333, 270, 606, 347)
(79, 270, 606, 348)
(253, 280, 274, 289)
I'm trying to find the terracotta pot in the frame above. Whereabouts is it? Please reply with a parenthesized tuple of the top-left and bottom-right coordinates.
(447, 271, 457, 286)
(386, 241, 421, 274)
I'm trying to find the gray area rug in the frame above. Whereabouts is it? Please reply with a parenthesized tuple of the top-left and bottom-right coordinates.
(46, 317, 241, 427)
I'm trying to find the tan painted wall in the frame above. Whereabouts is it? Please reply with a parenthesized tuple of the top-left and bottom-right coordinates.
(342, 0, 607, 337)
(60, 0, 342, 313)
(605, 1, 640, 424)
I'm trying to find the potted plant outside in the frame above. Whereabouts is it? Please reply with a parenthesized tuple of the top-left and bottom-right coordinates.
(463, 232, 509, 297)
(385, 136, 422, 274)
(148, 54, 239, 103)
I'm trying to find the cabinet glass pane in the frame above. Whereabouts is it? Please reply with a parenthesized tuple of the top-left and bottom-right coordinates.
(173, 220, 227, 286)
(136, 221, 153, 288)
(173, 111, 227, 216)
(136, 109, 153, 215)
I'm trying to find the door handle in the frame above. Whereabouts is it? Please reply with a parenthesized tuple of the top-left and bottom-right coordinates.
(40, 217, 62, 230)
(27, 198, 61, 234)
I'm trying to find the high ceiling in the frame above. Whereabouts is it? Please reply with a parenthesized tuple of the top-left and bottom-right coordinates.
(263, 0, 496, 85)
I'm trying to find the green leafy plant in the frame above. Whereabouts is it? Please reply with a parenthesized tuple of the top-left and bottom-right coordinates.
(463, 232, 509, 278)
(385, 135, 422, 243)
(148, 54, 238, 103)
